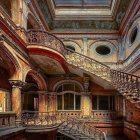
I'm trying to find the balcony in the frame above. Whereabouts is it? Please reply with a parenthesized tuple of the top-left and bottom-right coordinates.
(27, 30, 68, 74)
(27, 29, 66, 55)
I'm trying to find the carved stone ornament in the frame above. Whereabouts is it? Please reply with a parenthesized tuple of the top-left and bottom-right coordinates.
(9, 80, 26, 88)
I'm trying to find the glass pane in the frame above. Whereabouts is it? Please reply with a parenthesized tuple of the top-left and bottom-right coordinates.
(75, 95, 81, 110)
(75, 85, 81, 92)
(64, 93, 74, 110)
(57, 86, 63, 92)
(110, 96, 115, 110)
(99, 96, 109, 110)
(63, 84, 74, 91)
(57, 95, 62, 110)
(92, 96, 97, 110)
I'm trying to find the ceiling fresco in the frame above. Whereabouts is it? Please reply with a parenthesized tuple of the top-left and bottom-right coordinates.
(37, 0, 131, 31)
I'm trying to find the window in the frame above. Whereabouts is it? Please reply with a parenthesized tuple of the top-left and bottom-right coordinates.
(57, 93, 81, 110)
(92, 95, 115, 110)
(95, 46, 111, 55)
(130, 27, 138, 44)
(56, 83, 81, 110)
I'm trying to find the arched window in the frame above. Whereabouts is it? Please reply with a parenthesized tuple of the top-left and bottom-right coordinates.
(56, 83, 81, 110)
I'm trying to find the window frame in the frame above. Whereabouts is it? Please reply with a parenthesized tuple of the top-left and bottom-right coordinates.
(92, 95, 115, 111)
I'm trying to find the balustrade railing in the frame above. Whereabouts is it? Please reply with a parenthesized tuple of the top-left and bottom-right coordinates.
(57, 111, 81, 118)
(0, 112, 16, 130)
(111, 70, 140, 107)
(21, 111, 106, 140)
(92, 111, 117, 120)
(59, 117, 107, 140)
(27, 30, 66, 55)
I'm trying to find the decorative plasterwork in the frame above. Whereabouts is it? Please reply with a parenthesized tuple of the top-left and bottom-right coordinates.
(36, 0, 132, 31)
(48, 0, 118, 20)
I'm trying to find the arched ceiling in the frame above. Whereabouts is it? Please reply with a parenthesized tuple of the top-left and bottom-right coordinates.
(36, 0, 132, 31)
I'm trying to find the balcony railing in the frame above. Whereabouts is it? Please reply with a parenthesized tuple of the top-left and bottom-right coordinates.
(21, 111, 107, 140)
(27, 30, 66, 55)
(0, 112, 16, 129)
(92, 111, 118, 121)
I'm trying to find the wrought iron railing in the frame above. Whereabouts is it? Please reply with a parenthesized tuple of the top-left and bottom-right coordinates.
(21, 111, 107, 140)
(27, 30, 66, 55)
(59, 117, 107, 140)
(66, 49, 111, 81)
(111, 70, 140, 107)
(65, 49, 140, 108)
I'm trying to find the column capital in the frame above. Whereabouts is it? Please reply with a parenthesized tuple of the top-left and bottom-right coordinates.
(37, 90, 48, 95)
(9, 80, 26, 88)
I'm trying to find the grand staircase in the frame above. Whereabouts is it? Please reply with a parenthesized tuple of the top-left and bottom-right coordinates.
(27, 29, 140, 108)
(66, 49, 140, 108)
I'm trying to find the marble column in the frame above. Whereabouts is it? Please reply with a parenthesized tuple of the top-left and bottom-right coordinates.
(39, 92, 46, 112)
(9, 80, 25, 120)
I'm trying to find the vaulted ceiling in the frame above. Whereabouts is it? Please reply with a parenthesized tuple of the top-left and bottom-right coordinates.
(36, 0, 132, 31)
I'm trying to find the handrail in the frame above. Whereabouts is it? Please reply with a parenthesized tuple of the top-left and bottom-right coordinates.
(66, 48, 110, 68)
(21, 111, 107, 139)
(27, 29, 67, 55)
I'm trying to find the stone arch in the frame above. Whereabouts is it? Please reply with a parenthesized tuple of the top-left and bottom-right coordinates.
(53, 79, 84, 92)
(0, 43, 22, 80)
(24, 69, 47, 90)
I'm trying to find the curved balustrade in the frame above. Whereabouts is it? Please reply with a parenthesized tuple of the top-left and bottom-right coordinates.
(66, 49, 111, 81)
(27, 30, 66, 55)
